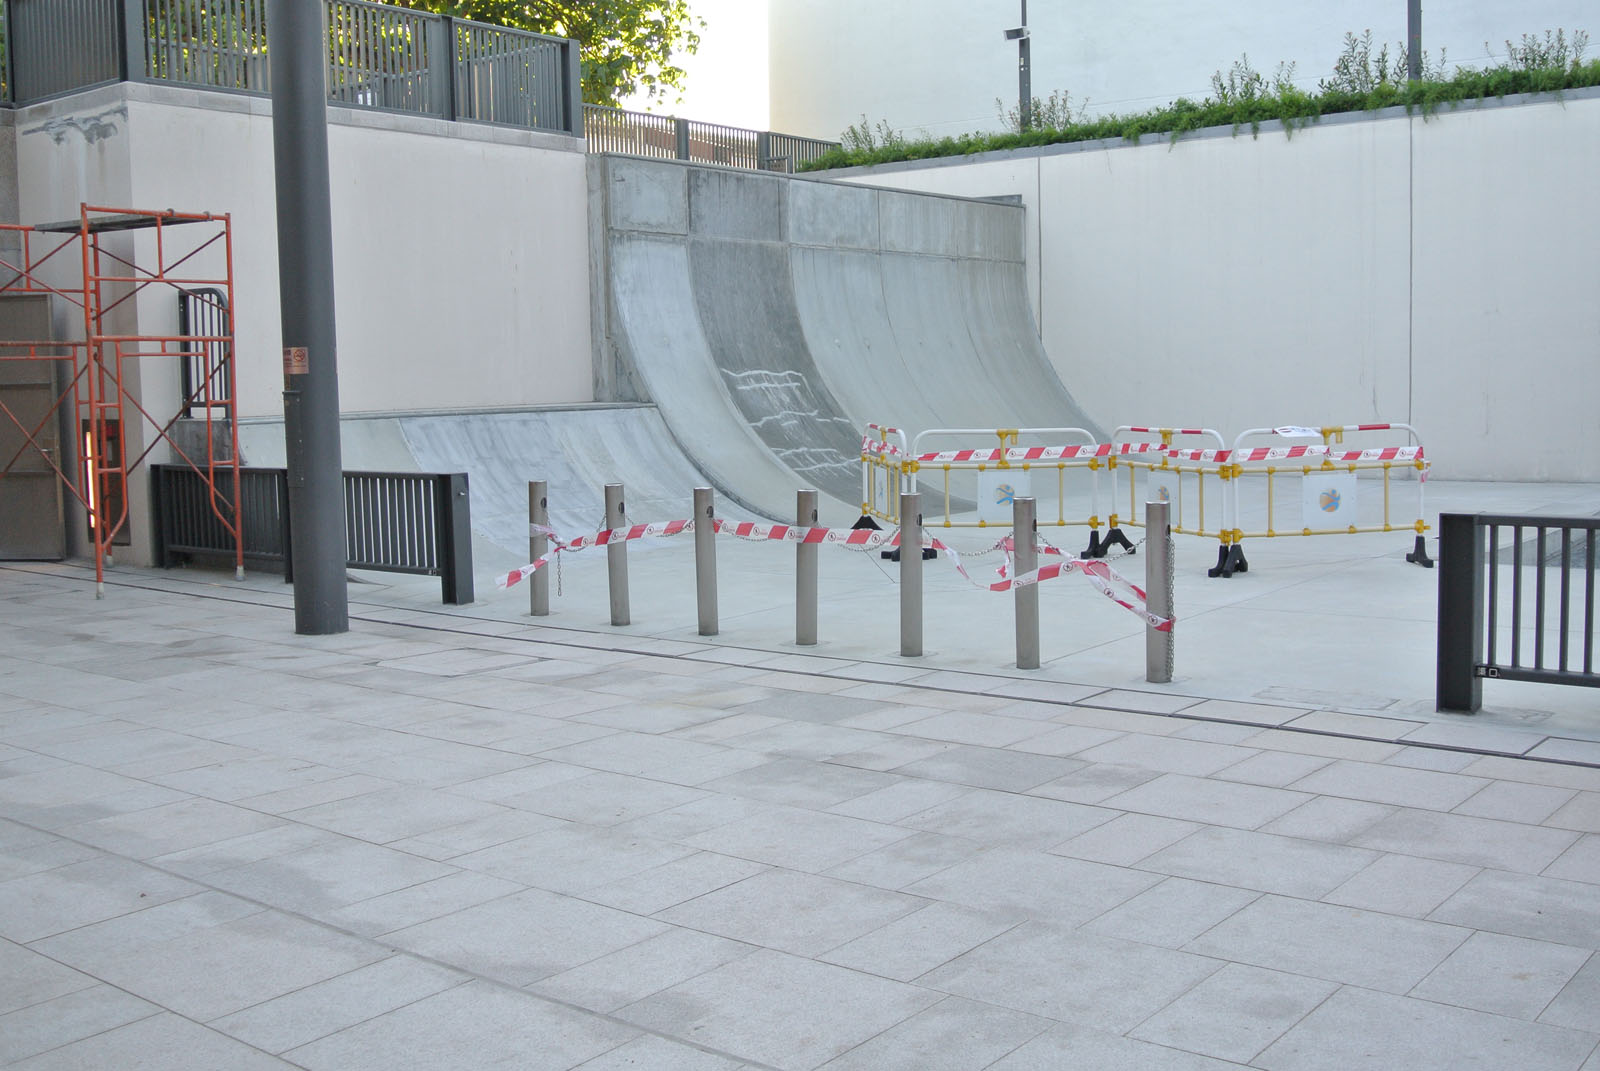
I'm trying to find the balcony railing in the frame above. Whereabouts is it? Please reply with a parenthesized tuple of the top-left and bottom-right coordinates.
(2, 0, 580, 134)
(583, 104, 839, 174)
(0, 1, 839, 171)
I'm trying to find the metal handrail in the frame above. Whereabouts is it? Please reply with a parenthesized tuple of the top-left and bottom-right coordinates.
(582, 103, 840, 174)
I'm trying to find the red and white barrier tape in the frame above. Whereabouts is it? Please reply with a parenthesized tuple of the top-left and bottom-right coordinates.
(860, 436, 905, 457)
(498, 518, 1172, 631)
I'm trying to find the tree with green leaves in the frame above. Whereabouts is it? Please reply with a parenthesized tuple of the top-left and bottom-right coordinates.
(390, 0, 702, 107)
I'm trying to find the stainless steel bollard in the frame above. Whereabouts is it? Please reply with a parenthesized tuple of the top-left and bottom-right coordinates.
(694, 487, 718, 636)
(1013, 496, 1039, 669)
(900, 491, 922, 657)
(528, 480, 549, 617)
(605, 483, 630, 626)
(1146, 499, 1174, 683)
(796, 488, 818, 646)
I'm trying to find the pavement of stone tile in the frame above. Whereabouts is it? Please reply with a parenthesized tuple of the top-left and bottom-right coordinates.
(2, 562, 1599, 1070)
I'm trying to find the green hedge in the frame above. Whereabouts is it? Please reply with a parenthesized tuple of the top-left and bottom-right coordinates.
(800, 60, 1600, 172)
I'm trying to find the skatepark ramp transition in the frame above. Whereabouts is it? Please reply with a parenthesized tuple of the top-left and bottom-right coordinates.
(590, 157, 1103, 526)
(239, 162, 1100, 564)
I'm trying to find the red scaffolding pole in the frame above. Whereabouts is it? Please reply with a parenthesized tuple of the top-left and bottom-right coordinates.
(0, 205, 242, 595)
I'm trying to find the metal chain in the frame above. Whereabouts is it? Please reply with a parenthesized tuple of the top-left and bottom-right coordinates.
(1164, 524, 1176, 679)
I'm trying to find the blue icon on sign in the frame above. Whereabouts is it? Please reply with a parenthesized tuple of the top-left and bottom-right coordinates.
(1320, 489, 1341, 513)
(996, 484, 1016, 506)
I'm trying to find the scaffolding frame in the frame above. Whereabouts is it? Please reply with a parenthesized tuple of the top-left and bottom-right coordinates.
(0, 205, 241, 595)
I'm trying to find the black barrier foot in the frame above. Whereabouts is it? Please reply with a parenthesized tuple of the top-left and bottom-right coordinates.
(1080, 530, 1103, 560)
(1103, 526, 1137, 555)
(1207, 543, 1248, 578)
(852, 515, 882, 531)
(881, 546, 938, 562)
(1406, 534, 1435, 568)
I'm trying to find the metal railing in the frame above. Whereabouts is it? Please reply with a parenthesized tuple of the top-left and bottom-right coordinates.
(145, 0, 268, 90)
(1, 0, 579, 135)
(0, 2, 835, 168)
(583, 103, 839, 174)
(177, 287, 232, 418)
(1437, 512, 1598, 712)
(150, 463, 475, 603)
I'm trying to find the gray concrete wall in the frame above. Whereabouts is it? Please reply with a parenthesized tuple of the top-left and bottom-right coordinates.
(595, 156, 1102, 522)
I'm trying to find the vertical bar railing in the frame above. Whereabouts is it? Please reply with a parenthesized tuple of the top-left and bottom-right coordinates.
(1438, 512, 1599, 712)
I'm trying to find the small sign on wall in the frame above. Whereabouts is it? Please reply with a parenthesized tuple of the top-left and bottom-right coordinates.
(978, 470, 1031, 524)
(1302, 471, 1357, 529)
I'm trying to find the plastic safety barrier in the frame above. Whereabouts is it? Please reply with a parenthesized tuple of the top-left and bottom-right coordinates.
(1105, 426, 1229, 556)
(897, 427, 1113, 555)
(1207, 423, 1432, 577)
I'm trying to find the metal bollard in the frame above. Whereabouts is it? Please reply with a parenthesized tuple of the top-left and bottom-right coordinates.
(694, 487, 718, 636)
(796, 488, 818, 645)
(1145, 499, 1174, 683)
(1013, 496, 1039, 669)
(900, 491, 922, 657)
(605, 483, 629, 626)
(528, 480, 549, 617)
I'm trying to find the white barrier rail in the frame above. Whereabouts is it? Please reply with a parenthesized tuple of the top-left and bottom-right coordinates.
(1208, 422, 1432, 577)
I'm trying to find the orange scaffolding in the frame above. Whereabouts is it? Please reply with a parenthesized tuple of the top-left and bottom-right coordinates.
(0, 205, 242, 595)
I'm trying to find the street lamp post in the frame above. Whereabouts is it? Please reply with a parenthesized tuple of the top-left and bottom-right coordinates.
(1004, 2, 1031, 130)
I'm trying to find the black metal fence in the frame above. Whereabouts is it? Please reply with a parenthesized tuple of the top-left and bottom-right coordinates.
(1, 0, 580, 135)
(0, 2, 837, 170)
(151, 463, 473, 603)
(177, 287, 231, 417)
(1437, 512, 1598, 711)
(582, 103, 839, 174)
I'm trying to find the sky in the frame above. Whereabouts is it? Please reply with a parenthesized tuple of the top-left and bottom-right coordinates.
(617, 0, 770, 130)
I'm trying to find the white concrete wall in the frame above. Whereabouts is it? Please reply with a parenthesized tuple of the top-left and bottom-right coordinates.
(769, 0, 1597, 141)
(11, 82, 595, 423)
(829, 92, 1600, 481)
(9, 82, 593, 563)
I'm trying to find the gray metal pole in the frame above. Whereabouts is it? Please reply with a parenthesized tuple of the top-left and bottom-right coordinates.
(1145, 500, 1174, 684)
(1407, 0, 1423, 81)
(605, 483, 630, 626)
(900, 491, 922, 657)
(270, 0, 347, 635)
(1436, 513, 1484, 712)
(796, 488, 818, 645)
(1014, 497, 1039, 669)
(694, 486, 717, 636)
(1018, 0, 1032, 130)
(528, 480, 549, 617)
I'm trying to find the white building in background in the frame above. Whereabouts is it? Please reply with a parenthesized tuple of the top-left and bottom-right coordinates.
(767, 0, 1597, 141)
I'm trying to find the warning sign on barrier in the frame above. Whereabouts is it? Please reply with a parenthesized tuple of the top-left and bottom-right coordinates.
(977, 470, 1031, 524)
(1141, 469, 1177, 515)
(1301, 471, 1357, 528)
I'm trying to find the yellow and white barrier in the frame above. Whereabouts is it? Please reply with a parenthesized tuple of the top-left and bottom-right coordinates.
(1106, 426, 1229, 555)
(859, 423, 913, 526)
(1207, 423, 1431, 577)
(905, 427, 1113, 553)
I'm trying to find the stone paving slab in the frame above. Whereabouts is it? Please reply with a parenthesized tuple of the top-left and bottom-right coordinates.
(1, 564, 1598, 1069)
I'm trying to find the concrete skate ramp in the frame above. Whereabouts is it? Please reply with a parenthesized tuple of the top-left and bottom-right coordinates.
(597, 157, 1101, 523)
